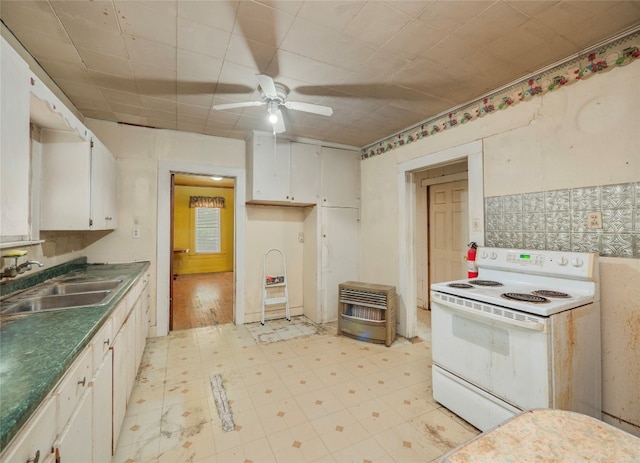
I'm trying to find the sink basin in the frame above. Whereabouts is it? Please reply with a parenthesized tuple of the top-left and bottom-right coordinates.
(40, 279, 122, 296)
(6, 279, 123, 299)
(0, 291, 112, 315)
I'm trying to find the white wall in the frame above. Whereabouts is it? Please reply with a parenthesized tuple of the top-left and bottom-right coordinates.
(83, 120, 248, 332)
(82, 120, 311, 330)
(359, 61, 640, 436)
(244, 205, 306, 323)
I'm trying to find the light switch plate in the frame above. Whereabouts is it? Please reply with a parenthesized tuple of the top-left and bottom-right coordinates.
(132, 227, 141, 238)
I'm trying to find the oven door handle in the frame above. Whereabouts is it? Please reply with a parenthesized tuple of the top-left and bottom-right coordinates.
(434, 297, 547, 331)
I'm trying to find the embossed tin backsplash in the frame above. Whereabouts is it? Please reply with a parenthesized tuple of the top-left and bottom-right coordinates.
(485, 182, 639, 258)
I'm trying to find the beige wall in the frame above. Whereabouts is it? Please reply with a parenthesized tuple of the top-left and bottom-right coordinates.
(359, 62, 640, 435)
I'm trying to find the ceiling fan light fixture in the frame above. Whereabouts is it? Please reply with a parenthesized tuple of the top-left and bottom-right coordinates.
(267, 100, 279, 124)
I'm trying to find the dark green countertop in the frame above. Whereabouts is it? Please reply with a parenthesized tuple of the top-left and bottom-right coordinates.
(0, 260, 150, 452)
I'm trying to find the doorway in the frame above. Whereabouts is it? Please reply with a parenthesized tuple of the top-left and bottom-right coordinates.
(170, 174, 235, 330)
(157, 161, 246, 337)
(397, 140, 484, 339)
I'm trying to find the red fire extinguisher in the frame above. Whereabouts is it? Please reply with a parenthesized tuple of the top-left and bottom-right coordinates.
(467, 242, 478, 278)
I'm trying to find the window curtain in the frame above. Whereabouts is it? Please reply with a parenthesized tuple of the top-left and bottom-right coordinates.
(189, 196, 225, 208)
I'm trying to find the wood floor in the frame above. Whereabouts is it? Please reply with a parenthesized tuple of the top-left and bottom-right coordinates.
(171, 272, 233, 330)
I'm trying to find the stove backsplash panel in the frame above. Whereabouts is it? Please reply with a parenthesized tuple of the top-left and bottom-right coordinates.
(485, 182, 639, 258)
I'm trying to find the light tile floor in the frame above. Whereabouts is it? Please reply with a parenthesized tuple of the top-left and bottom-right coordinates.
(112, 309, 479, 463)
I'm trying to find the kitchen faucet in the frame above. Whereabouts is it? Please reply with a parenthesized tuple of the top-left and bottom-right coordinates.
(1, 252, 44, 279)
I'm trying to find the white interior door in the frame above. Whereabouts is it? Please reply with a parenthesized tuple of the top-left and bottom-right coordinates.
(429, 180, 468, 287)
(321, 207, 359, 323)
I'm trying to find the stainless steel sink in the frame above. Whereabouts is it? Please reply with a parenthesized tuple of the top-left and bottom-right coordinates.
(0, 277, 127, 316)
(0, 291, 112, 315)
(22, 279, 123, 297)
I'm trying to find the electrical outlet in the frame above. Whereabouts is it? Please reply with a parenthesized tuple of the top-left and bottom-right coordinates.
(132, 227, 141, 238)
(587, 211, 603, 229)
(472, 218, 481, 232)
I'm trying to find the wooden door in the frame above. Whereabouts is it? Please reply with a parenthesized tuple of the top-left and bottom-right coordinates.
(429, 180, 468, 289)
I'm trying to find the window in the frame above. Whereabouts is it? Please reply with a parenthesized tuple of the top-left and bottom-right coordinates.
(194, 207, 221, 253)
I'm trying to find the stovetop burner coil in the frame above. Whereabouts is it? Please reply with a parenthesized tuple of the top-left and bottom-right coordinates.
(447, 283, 474, 289)
(469, 280, 503, 287)
(532, 290, 571, 298)
(502, 292, 550, 303)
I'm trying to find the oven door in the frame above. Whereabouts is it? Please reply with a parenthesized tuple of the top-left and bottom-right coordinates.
(431, 291, 552, 412)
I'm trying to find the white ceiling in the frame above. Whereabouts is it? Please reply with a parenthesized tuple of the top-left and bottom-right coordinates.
(2, 1, 639, 148)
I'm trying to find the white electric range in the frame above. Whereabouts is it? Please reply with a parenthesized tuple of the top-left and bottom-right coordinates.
(430, 247, 601, 432)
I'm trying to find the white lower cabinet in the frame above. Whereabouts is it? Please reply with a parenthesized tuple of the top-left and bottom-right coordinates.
(54, 388, 93, 463)
(55, 348, 92, 431)
(112, 275, 149, 452)
(0, 272, 150, 463)
(92, 353, 112, 463)
(112, 310, 134, 451)
(0, 397, 56, 463)
(91, 321, 113, 463)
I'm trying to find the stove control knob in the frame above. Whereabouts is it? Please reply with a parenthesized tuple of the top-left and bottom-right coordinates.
(571, 258, 583, 267)
(490, 252, 498, 260)
(558, 257, 568, 266)
(481, 251, 488, 259)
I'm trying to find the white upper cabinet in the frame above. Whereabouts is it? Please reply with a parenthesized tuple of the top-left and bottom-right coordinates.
(320, 147, 361, 208)
(90, 137, 118, 230)
(0, 36, 31, 238)
(40, 130, 117, 230)
(247, 131, 319, 205)
(290, 142, 320, 204)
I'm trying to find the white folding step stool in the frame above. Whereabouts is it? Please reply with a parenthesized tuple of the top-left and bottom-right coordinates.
(261, 248, 290, 325)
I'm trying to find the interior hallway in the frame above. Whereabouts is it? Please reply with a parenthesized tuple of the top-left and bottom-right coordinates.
(112, 308, 479, 462)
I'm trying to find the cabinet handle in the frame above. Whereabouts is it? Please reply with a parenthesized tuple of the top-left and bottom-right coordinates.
(78, 376, 86, 387)
(104, 338, 110, 346)
(26, 450, 40, 463)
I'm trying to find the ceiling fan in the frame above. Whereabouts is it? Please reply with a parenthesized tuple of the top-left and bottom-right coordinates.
(212, 74, 333, 134)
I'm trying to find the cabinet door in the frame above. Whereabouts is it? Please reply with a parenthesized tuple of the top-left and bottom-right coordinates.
(0, 396, 56, 463)
(90, 137, 117, 230)
(321, 207, 360, 323)
(248, 132, 290, 201)
(0, 37, 31, 237)
(134, 297, 147, 368)
(92, 352, 113, 463)
(40, 130, 91, 230)
(55, 388, 92, 463)
(289, 142, 320, 204)
(111, 318, 131, 450)
(320, 147, 361, 208)
(55, 346, 92, 430)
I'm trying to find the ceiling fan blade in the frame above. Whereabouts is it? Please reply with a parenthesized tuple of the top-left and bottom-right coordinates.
(283, 101, 333, 117)
(212, 101, 265, 111)
(256, 74, 278, 99)
(273, 109, 286, 133)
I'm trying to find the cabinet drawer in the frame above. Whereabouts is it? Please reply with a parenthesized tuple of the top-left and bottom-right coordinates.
(55, 347, 92, 429)
(125, 278, 143, 310)
(91, 318, 113, 370)
(112, 297, 129, 335)
(0, 396, 56, 463)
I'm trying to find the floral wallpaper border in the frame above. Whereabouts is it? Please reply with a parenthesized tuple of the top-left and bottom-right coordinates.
(362, 29, 640, 159)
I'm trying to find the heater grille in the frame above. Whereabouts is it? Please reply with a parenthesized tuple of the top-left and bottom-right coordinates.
(338, 281, 396, 347)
